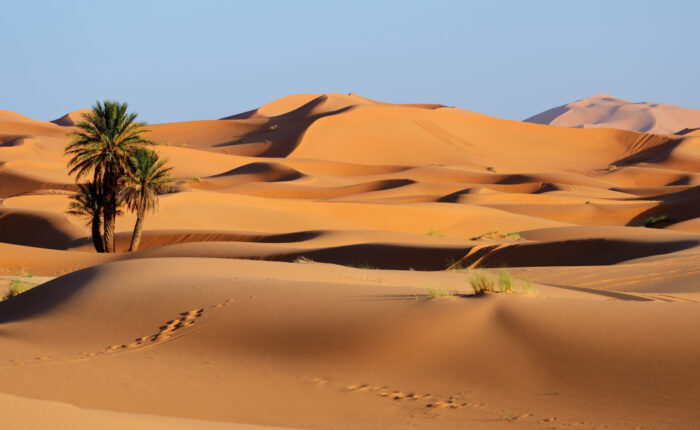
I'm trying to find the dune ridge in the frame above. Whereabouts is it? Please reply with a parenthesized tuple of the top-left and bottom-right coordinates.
(525, 93, 700, 135)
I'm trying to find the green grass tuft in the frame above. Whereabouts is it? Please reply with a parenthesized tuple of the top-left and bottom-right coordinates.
(643, 215, 670, 228)
(3, 279, 39, 300)
(498, 268, 513, 293)
(471, 229, 522, 241)
(426, 287, 454, 299)
(469, 269, 494, 294)
(425, 228, 443, 237)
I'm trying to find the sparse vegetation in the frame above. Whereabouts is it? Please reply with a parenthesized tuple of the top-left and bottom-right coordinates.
(176, 142, 188, 147)
(293, 256, 315, 264)
(470, 230, 522, 240)
(486, 166, 497, 172)
(468, 269, 538, 296)
(643, 214, 670, 228)
(188, 176, 202, 183)
(3, 279, 39, 300)
(469, 269, 495, 294)
(425, 228, 444, 237)
(426, 287, 454, 299)
(607, 164, 617, 171)
(268, 124, 279, 131)
(498, 268, 514, 292)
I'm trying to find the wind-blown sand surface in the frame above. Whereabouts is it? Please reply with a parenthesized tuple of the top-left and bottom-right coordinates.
(525, 93, 700, 135)
(1, 93, 700, 429)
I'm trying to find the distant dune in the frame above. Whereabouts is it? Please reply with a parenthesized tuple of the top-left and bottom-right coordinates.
(525, 93, 700, 135)
(1, 93, 700, 429)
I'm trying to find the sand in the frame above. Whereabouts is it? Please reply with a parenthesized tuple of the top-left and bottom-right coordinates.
(1, 93, 699, 429)
(525, 93, 700, 135)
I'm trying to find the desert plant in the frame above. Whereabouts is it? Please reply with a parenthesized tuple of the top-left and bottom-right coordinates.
(120, 148, 173, 252)
(65, 101, 154, 252)
(188, 176, 202, 183)
(293, 256, 314, 263)
(498, 268, 513, 292)
(3, 279, 38, 300)
(426, 287, 454, 299)
(643, 215, 669, 228)
(67, 182, 105, 252)
(268, 124, 279, 131)
(486, 166, 497, 172)
(471, 230, 522, 241)
(425, 228, 444, 237)
(469, 270, 494, 294)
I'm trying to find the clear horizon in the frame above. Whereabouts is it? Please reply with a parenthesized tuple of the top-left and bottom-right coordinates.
(2, 0, 698, 124)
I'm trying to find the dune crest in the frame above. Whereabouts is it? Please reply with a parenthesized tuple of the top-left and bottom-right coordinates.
(525, 93, 700, 134)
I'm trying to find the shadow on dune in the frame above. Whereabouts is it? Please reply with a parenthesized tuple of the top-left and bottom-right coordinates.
(627, 185, 700, 227)
(0, 268, 98, 324)
(0, 208, 82, 249)
(278, 243, 470, 270)
(610, 136, 682, 167)
(65, 229, 325, 252)
(217, 95, 354, 157)
(209, 162, 304, 181)
(452, 238, 699, 268)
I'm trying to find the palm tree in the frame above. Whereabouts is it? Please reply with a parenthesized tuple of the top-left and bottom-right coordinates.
(65, 101, 153, 253)
(67, 182, 105, 253)
(121, 148, 173, 252)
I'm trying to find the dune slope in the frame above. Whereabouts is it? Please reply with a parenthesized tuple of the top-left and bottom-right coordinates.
(1, 93, 700, 428)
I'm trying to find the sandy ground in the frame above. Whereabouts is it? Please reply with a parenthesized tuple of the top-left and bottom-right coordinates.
(525, 93, 700, 135)
(1, 93, 700, 429)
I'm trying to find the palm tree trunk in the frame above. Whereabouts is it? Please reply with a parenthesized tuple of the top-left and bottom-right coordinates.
(128, 206, 146, 252)
(91, 215, 104, 253)
(102, 172, 117, 253)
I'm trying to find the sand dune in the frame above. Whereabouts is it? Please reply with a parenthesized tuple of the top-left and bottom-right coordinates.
(525, 93, 700, 134)
(1, 93, 700, 428)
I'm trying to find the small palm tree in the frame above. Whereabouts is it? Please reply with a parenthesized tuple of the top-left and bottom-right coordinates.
(67, 182, 105, 253)
(121, 148, 173, 252)
(65, 101, 153, 253)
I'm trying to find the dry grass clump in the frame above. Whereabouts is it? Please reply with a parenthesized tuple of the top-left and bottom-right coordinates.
(470, 230, 521, 241)
(3, 279, 39, 300)
(468, 268, 537, 296)
(426, 288, 454, 299)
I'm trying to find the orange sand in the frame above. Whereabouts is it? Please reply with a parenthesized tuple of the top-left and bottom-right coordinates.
(1, 93, 699, 429)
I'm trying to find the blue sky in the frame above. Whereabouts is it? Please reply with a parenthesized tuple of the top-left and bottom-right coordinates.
(2, 1, 698, 124)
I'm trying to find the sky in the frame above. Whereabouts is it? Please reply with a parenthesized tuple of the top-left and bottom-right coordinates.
(1, 0, 698, 124)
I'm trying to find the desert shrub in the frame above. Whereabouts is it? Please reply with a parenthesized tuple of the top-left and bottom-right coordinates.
(426, 287, 454, 299)
(469, 270, 494, 294)
(498, 268, 513, 292)
(471, 229, 522, 240)
(643, 215, 669, 228)
(3, 279, 38, 300)
(293, 256, 314, 264)
(425, 228, 443, 237)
